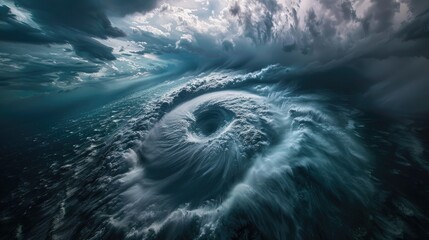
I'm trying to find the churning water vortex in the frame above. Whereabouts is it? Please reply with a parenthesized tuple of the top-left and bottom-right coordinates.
(9, 66, 428, 240)
(117, 72, 377, 239)
(140, 91, 282, 204)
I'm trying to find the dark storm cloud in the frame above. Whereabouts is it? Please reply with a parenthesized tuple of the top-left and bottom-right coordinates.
(223, 0, 429, 118)
(340, 0, 357, 21)
(2, 0, 429, 118)
(69, 36, 116, 61)
(2, 0, 161, 61)
(229, 0, 280, 44)
(0, 0, 167, 96)
(14, 0, 161, 38)
(0, 3, 116, 61)
(227, 0, 403, 52)
(14, 0, 125, 39)
(104, 0, 159, 16)
(0, 5, 57, 44)
(398, 9, 429, 41)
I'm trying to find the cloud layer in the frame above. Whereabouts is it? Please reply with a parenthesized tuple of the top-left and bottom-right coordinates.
(1, 0, 161, 61)
(1, 0, 429, 117)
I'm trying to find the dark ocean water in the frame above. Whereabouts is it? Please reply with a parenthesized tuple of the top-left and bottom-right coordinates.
(1, 65, 429, 240)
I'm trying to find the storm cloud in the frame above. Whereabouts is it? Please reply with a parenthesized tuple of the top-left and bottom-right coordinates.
(1, 0, 161, 61)
(1, 0, 429, 117)
(0, 5, 57, 44)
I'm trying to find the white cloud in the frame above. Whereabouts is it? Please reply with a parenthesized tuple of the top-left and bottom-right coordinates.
(133, 25, 170, 37)
(104, 0, 425, 74)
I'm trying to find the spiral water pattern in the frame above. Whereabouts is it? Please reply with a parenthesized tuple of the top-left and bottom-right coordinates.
(8, 66, 428, 240)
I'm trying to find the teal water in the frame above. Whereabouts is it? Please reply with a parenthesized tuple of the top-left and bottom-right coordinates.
(1, 66, 428, 239)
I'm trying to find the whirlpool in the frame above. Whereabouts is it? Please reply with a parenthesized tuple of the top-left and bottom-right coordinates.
(2, 65, 428, 239)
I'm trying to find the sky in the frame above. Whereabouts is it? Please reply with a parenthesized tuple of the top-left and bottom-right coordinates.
(1, 0, 429, 118)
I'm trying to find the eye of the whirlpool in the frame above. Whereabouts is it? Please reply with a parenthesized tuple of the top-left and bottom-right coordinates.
(192, 107, 234, 137)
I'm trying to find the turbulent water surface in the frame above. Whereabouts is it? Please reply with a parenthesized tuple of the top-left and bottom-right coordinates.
(1, 66, 429, 239)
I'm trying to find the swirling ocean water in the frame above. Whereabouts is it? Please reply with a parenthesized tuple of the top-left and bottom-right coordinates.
(1, 65, 428, 239)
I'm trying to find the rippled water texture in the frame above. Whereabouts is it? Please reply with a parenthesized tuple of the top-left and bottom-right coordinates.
(2, 66, 429, 239)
